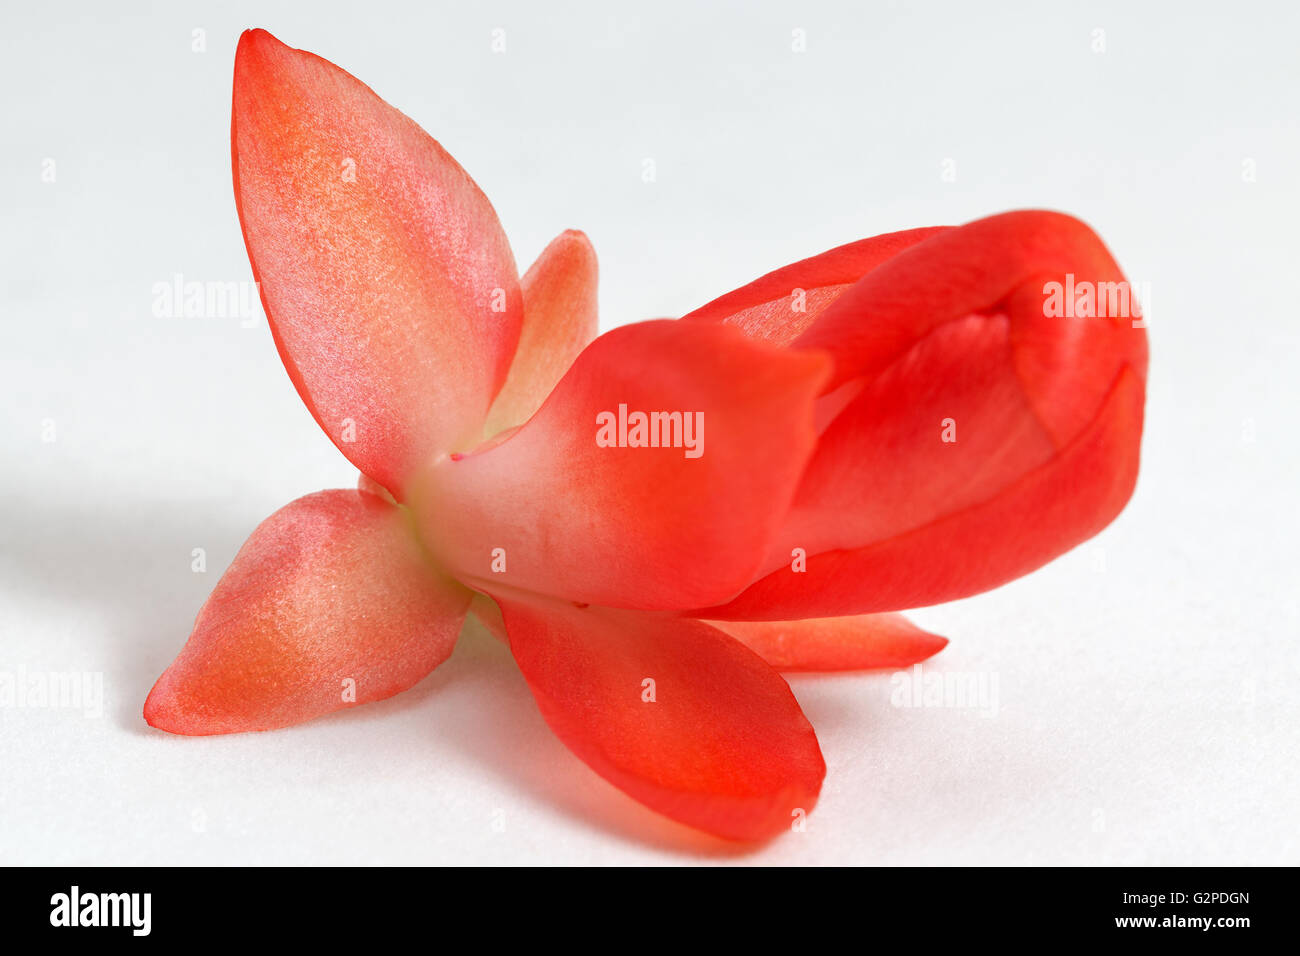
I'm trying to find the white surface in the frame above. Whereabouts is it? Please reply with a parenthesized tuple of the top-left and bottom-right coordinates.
(2, 0, 1297, 865)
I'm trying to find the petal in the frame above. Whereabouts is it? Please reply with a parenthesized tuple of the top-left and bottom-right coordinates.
(707, 614, 947, 671)
(682, 226, 948, 346)
(795, 210, 1149, 418)
(411, 319, 830, 610)
(701, 211, 1148, 619)
(773, 312, 1062, 561)
(144, 490, 470, 734)
(496, 595, 825, 841)
(356, 471, 395, 503)
(469, 592, 507, 642)
(706, 365, 1146, 618)
(484, 230, 599, 436)
(232, 29, 522, 498)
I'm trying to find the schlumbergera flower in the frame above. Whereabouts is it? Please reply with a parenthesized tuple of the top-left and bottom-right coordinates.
(145, 29, 1149, 842)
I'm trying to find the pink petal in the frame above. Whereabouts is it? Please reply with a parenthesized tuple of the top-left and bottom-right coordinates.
(144, 490, 471, 734)
(485, 230, 599, 435)
(232, 29, 522, 498)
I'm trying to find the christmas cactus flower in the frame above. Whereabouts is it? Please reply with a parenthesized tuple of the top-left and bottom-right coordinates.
(145, 29, 1149, 843)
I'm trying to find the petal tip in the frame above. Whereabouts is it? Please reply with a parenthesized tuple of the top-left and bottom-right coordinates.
(235, 27, 282, 66)
(919, 631, 949, 659)
(142, 672, 186, 735)
(556, 229, 596, 259)
(238, 26, 280, 49)
(557, 227, 592, 244)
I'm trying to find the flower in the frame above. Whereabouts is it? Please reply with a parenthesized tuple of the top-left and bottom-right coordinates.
(144, 29, 1149, 843)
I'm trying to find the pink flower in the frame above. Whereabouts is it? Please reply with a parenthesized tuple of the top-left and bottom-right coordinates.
(145, 29, 1149, 842)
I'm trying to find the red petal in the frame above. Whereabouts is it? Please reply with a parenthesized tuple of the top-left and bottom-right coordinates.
(411, 320, 830, 610)
(144, 490, 470, 734)
(232, 30, 522, 498)
(484, 230, 599, 435)
(796, 211, 1149, 412)
(772, 312, 1061, 561)
(700, 211, 1148, 618)
(683, 227, 948, 346)
(707, 365, 1145, 618)
(707, 614, 947, 671)
(497, 595, 825, 841)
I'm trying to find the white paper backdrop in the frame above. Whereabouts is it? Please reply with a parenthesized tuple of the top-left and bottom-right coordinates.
(2, 0, 1297, 864)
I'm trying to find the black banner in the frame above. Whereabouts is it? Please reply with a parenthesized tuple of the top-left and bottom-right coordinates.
(3, 866, 1280, 944)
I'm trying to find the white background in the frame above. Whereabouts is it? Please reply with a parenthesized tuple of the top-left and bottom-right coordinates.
(2, 0, 1297, 864)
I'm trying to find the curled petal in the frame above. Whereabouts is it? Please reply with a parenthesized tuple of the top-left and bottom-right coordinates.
(497, 595, 825, 841)
(706, 366, 1145, 619)
(700, 211, 1147, 618)
(707, 614, 947, 671)
(795, 210, 1149, 420)
(773, 312, 1061, 561)
(485, 230, 599, 436)
(682, 226, 948, 347)
(145, 490, 470, 734)
(412, 320, 830, 610)
(232, 29, 522, 498)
